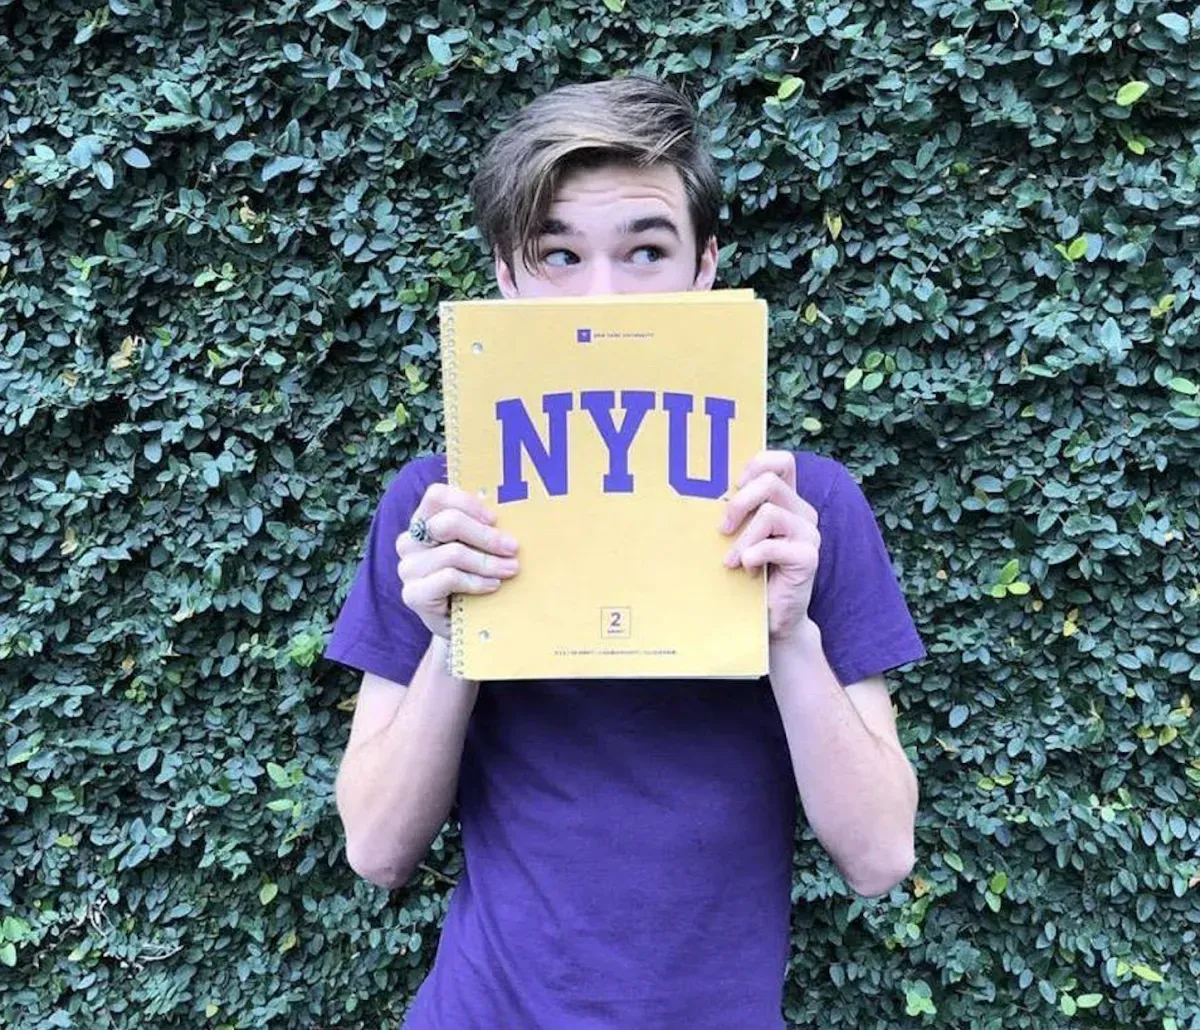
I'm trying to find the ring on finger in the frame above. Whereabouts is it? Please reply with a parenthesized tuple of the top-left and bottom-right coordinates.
(408, 515, 438, 547)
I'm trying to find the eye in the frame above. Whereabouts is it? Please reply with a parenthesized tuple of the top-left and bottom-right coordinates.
(541, 249, 579, 268)
(630, 246, 666, 265)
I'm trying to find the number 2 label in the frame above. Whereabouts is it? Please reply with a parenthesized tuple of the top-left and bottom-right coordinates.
(601, 607, 631, 639)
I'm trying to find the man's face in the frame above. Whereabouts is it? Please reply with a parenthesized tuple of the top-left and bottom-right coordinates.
(496, 162, 718, 298)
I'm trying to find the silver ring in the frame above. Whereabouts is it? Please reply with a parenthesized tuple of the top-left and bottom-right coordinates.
(408, 516, 437, 546)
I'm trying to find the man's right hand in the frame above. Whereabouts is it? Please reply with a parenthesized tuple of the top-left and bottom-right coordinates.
(394, 483, 520, 640)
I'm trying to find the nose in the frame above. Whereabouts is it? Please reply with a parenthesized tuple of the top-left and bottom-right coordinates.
(581, 259, 617, 296)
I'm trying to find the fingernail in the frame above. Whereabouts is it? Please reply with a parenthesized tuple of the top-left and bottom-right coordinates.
(501, 534, 518, 552)
(724, 551, 738, 568)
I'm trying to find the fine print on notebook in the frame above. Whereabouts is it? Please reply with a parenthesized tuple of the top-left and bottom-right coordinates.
(439, 289, 768, 681)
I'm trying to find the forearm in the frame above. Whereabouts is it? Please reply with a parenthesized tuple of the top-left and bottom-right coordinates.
(335, 636, 478, 887)
(770, 620, 917, 896)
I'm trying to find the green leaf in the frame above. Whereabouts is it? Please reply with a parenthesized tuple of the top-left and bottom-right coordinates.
(145, 112, 198, 132)
(363, 4, 386, 29)
(812, 245, 838, 274)
(261, 155, 305, 182)
(1061, 994, 1077, 1016)
(123, 147, 151, 168)
(259, 882, 278, 905)
(602, 0, 626, 11)
(801, 417, 822, 433)
(904, 982, 936, 1016)
(1151, 294, 1176, 317)
(1116, 81, 1149, 107)
(1131, 964, 1164, 983)
(844, 368, 864, 390)
(1066, 236, 1087, 260)
(990, 872, 1008, 894)
(1156, 13, 1189, 37)
(1076, 994, 1103, 1009)
(862, 371, 884, 391)
(944, 852, 963, 872)
(94, 159, 114, 189)
(777, 76, 803, 100)
(427, 34, 452, 65)
(0, 943, 15, 967)
(949, 704, 969, 728)
(1043, 542, 1078, 564)
(267, 762, 290, 787)
(1168, 378, 1198, 396)
(67, 137, 102, 167)
(223, 141, 255, 163)
(998, 559, 1020, 585)
(160, 81, 192, 114)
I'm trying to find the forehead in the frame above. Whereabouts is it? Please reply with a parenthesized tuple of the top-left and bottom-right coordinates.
(546, 162, 690, 226)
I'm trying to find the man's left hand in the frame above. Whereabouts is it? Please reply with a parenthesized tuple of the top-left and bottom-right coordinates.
(720, 450, 820, 642)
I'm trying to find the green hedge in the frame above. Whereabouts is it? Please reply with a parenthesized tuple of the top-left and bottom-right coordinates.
(2, 0, 1198, 1027)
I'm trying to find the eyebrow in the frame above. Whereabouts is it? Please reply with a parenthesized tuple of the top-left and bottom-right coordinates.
(538, 216, 682, 240)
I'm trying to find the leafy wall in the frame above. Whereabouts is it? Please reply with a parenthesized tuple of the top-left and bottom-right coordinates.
(1, 0, 1198, 1027)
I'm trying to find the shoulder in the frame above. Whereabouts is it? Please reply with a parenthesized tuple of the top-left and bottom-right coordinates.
(378, 452, 448, 517)
(788, 450, 863, 517)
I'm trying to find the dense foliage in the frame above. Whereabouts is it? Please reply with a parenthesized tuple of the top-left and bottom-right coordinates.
(2, 0, 1197, 1027)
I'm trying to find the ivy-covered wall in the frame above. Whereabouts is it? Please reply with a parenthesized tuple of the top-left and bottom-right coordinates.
(2, 1, 1198, 1027)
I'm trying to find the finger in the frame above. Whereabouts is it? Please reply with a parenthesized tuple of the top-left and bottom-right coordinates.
(738, 537, 817, 574)
(402, 567, 502, 611)
(723, 503, 805, 567)
(424, 508, 518, 556)
(720, 471, 808, 535)
(413, 482, 497, 526)
(735, 450, 796, 492)
(399, 542, 519, 582)
(397, 481, 498, 559)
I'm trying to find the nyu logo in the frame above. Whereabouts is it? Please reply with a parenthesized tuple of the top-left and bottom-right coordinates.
(494, 390, 736, 504)
(576, 328, 592, 343)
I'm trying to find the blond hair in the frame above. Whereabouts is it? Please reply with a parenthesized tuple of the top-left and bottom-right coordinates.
(469, 77, 721, 274)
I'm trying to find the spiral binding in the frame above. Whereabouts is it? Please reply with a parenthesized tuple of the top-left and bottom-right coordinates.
(440, 301, 468, 679)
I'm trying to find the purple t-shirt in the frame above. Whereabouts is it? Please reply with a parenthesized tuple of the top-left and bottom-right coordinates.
(326, 451, 925, 1030)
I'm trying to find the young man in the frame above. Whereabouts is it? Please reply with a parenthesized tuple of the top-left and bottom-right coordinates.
(326, 77, 926, 1029)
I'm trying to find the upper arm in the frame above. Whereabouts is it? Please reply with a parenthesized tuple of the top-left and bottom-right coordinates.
(343, 671, 409, 757)
(843, 674, 902, 749)
(844, 674, 918, 800)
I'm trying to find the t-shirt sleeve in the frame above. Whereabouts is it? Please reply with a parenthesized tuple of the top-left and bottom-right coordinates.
(323, 459, 438, 686)
(805, 459, 926, 687)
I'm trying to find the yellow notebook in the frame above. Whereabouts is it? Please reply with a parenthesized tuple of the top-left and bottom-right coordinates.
(440, 290, 768, 681)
